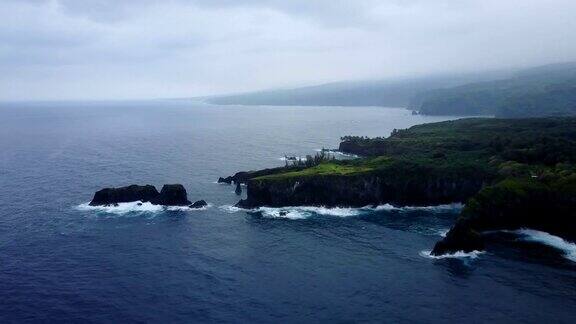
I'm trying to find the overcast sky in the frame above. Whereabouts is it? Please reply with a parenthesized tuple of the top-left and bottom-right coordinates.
(2, 0, 576, 100)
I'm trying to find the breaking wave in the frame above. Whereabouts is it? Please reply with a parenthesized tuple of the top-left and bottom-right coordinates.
(219, 205, 244, 213)
(218, 203, 462, 219)
(511, 229, 576, 262)
(256, 206, 360, 219)
(76, 201, 211, 215)
(219, 205, 360, 219)
(364, 203, 463, 213)
(419, 250, 484, 259)
(437, 229, 449, 237)
(278, 156, 309, 162)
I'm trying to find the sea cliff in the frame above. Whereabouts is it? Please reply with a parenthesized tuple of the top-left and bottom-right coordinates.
(228, 117, 576, 255)
(237, 163, 488, 208)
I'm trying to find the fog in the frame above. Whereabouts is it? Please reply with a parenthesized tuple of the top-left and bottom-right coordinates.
(1, 0, 576, 100)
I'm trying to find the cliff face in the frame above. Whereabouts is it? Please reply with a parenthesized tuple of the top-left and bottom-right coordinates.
(432, 175, 576, 255)
(238, 173, 486, 208)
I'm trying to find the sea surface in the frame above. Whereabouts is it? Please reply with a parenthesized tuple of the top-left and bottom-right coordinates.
(1, 101, 576, 323)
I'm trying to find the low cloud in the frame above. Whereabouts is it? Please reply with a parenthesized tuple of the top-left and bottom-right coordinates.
(1, 0, 576, 100)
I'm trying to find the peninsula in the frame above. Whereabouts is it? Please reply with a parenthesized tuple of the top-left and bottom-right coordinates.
(224, 117, 576, 255)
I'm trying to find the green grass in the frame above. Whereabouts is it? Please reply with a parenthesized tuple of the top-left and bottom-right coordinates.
(255, 162, 376, 180)
(254, 117, 576, 183)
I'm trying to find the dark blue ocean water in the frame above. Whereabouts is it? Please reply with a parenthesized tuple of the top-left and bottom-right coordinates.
(1, 101, 576, 323)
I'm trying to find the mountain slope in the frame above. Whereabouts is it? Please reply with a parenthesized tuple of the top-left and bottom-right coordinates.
(415, 62, 576, 117)
(207, 71, 512, 107)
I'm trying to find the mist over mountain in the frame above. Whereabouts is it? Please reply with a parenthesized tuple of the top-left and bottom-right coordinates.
(207, 62, 576, 119)
(207, 69, 515, 107)
(415, 62, 576, 117)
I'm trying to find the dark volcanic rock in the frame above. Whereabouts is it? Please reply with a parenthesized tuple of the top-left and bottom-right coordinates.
(89, 185, 159, 206)
(239, 173, 486, 208)
(431, 223, 485, 256)
(151, 184, 191, 206)
(235, 198, 255, 209)
(189, 200, 208, 209)
(218, 177, 233, 184)
(431, 177, 576, 255)
(235, 182, 242, 195)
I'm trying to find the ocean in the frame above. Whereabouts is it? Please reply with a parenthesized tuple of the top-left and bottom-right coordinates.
(1, 100, 576, 323)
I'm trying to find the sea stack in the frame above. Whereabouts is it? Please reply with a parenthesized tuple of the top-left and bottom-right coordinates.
(150, 184, 191, 206)
(89, 185, 159, 206)
(89, 184, 194, 206)
(189, 200, 208, 209)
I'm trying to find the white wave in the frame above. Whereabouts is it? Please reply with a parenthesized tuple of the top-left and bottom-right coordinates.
(419, 250, 484, 259)
(437, 229, 449, 237)
(278, 156, 309, 162)
(256, 207, 311, 220)
(168, 203, 212, 211)
(76, 201, 211, 215)
(219, 203, 462, 220)
(363, 203, 463, 213)
(219, 205, 245, 213)
(259, 206, 360, 219)
(218, 205, 360, 219)
(511, 229, 576, 262)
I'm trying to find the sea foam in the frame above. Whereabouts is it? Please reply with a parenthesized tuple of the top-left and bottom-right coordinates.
(218, 203, 462, 219)
(77, 201, 211, 215)
(511, 229, 576, 262)
(218, 205, 360, 219)
(419, 250, 484, 259)
(364, 203, 463, 213)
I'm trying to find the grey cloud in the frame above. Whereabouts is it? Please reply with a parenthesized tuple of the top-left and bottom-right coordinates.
(1, 0, 576, 100)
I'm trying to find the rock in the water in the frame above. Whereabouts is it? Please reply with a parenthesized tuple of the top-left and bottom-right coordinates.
(89, 185, 159, 206)
(218, 176, 233, 184)
(235, 182, 242, 195)
(235, 198, 255, 209)
(189, 200, 208, 209)
(431, 224, 484, 256)
(151, 184, 191, 206)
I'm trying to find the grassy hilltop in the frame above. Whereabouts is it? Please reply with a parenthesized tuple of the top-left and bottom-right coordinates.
(256, 117, 576, 183)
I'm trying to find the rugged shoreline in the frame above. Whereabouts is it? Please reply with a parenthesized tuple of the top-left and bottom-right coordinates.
(224, 117, 576, 256)
(235, 170, 487, 209)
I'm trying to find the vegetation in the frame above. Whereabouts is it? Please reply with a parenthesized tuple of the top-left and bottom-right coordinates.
(415, 62, 576, 117)
(254, 117, 576, 185)
(208, 69, 512, 107)
(283, 151, 336, 168)
(239, 116, 576, 253)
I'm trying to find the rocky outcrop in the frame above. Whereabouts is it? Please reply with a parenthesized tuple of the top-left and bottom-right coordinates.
(431, 223, 484, 255)
(189, 200, 208, 208)
(150, 184, 191, 206)
(236, 172, 487, 209)
(431, 177, 576, 256)
(89, 185, 159, 206)
(218, 166, 306, 185)
(90, 184, 195, 207)
(218, 176, 233, 184)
